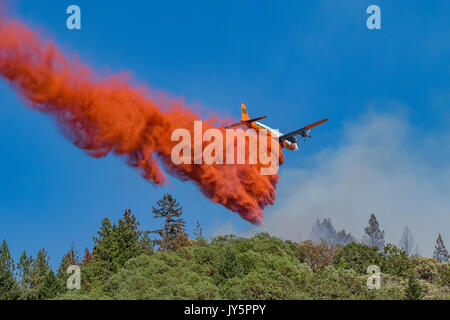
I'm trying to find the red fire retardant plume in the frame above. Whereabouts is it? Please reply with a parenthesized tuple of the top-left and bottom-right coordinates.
(0, 19, 283, 225)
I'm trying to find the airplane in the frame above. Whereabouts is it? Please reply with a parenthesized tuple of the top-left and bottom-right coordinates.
(225, 103, 328, 151)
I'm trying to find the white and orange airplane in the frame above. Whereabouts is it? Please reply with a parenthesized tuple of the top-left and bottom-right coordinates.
(225, 103, 328, 151)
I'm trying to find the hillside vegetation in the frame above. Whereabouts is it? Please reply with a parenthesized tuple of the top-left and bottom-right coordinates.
(1, 195, 448, 300)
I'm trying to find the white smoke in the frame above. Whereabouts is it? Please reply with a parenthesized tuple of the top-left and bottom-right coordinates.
(261, 109, 450, 257)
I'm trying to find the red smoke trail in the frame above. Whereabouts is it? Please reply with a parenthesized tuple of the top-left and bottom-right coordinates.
(0, 19, 283, 225)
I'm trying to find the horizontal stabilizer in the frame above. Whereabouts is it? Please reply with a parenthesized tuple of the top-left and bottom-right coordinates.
(304, 119, 328, 130)
(244, 116, 267, 123)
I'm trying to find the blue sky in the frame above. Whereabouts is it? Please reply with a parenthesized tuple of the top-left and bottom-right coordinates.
(0, 0, 448, 266)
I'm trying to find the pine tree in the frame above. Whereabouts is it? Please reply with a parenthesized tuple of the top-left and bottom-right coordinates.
(82, 247, 93, 265)
(362, 213, 385, 250)
(37, 270, 61, 300)
(91, 211, 147, 280)
(30, 248, 51, 299)
(309, 218, 355, 245)
(399, 225, 415, 256)
(17, 251, 34, 300)
(117, 209, 142, 265)
(92, 217, 121, 276)
(404, 275, 422, 300)
(0, 239, 21, 300)
(433, 233, 448, 263)
(150, 194, 190, 251)
(193, 220, 204, 239)
(139, 232, 154, 255)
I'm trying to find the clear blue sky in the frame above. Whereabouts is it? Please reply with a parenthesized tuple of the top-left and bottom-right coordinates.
(1, 0, 448, 266)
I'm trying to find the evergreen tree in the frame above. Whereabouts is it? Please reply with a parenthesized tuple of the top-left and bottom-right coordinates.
(0, 239, 21, 300)
(30, 248, 51, 299)
(193, 220, 204, 239)
(139, 231, 154, 255)
(90, 211, 147, 281)
(433, 233, 448, 263)
(362, 214, 385, 250)
(82, 247, 93, 265)
(399, 225, 415, 256)
(117, 209, 142, 265)
(310, 218, 336, 244)
(17, 251, 34, 300)
(37, 270, 61, 300)
(335, 229, 355, 245)
(150, 194, 190, 251)
(404, 275, 422, 300)
(309, 218, 355, 245)
(92, 217, 121, 276)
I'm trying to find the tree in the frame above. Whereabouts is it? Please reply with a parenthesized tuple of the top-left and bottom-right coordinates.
(30, 248, 51, 299)
(335, 242, 382, 274)
(213, 246, 244, 285)
(150, 194, 190, 251)
(404, 275, 422, 300)
(193, 220, 204, 239)
(0, 239, 21, 300)
(399, 225, 415, 256)
(17, 251, 34, 300)
(37, 270, 61, 300)
(433, 233, 448, 263)
(118, 209, 152, 256)
(362, 214, 385, 250)
(82, 248, 94, 265)
(310, 218, 336, 244)
(92, 217, 121, 276)
(296, 240, 342, 272)
(117, 209, 142, 264)
(381, 244, 413, 277)
(309, 218, 355, 245)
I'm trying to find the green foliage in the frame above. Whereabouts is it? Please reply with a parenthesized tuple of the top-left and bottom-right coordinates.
(16, 250, 33, 300)
(413, 257, 439, 283)
(0, 240, 20, 300)
(404, 275, 423, 300)
(335, 242, 382, 274)
(433, 233, 448, 263)
(213, 246, 244, 285)
(151, 194, 190, 252)
(437, 263, 449, 287)
(295, 240, 342, 272)
(3, 199, 449, 300)
(37, 270, 62, 300)
(88, 210, 149, 289)
(381, 244, 413, 277)
(362, 214, 385, 250)
(29, 249, 51, 299)
(307, 266, 368, 299)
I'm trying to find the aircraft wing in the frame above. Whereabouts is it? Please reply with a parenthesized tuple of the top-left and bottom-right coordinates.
(279, 119, 328, 142)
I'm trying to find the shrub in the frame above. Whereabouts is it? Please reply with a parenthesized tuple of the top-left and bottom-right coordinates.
(404, 275, 423, 300)
(335, 242, 382, 274)
(381, 244, 413, 277)
(413, 257, 439, 283)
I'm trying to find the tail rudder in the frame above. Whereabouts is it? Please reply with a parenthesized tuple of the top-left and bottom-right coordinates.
(241, 103, 250, 121)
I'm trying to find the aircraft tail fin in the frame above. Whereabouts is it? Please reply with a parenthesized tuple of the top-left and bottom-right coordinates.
(241, 103, 251, 121)
(224, 103, 267, 128)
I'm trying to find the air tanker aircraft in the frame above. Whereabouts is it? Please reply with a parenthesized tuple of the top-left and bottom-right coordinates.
(225, 104, 328, 151)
